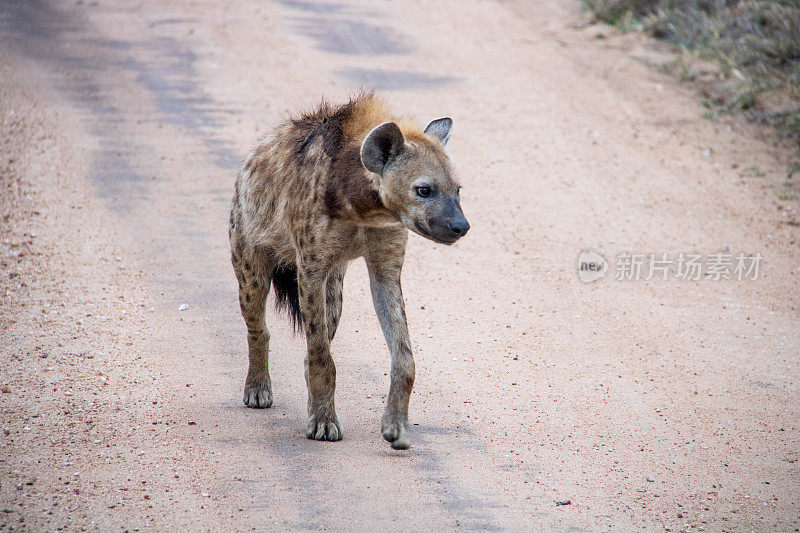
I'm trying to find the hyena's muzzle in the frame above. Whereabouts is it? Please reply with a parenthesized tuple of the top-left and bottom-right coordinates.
(418, 197, 470, 245)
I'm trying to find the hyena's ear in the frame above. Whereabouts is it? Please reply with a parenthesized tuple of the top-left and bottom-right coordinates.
(361, 122, 405, 175)
(424, 117, 452, 146)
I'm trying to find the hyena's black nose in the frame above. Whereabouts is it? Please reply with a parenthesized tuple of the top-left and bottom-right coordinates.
(447, 218, 470, 237)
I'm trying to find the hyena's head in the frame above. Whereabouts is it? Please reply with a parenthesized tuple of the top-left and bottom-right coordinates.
(361, 118, 470, 245)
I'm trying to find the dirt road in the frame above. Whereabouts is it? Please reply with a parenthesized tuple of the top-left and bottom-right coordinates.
(1, 0, 798, 530)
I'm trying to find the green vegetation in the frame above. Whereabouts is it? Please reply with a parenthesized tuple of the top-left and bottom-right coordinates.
(582, 0, 800, 137)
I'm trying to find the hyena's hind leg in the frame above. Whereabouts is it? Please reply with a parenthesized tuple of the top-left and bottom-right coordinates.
(231, 237, 276, 408)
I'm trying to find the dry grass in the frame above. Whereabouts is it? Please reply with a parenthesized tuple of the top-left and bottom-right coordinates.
(583, 0, 800, 138)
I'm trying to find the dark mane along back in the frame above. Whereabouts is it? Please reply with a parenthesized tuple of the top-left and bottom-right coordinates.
(286, 93, 390, 219)
(291, 94, 373, 160)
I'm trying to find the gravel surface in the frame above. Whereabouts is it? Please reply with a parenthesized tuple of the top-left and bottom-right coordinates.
(1, 0, 798, 530)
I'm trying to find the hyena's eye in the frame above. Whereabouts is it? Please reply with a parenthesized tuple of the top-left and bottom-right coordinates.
(415, 186, 432, 198)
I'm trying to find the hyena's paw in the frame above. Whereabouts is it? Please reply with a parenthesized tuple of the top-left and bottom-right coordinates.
(243, 380, 273, 408)
(381, 412, 412, 450)
(306, 412, 342, 442)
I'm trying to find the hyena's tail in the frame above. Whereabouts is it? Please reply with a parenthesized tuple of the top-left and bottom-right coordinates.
(272, 263, 303, 333)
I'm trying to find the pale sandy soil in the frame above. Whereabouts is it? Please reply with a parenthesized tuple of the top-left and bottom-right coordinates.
(1, 0, 798, 531)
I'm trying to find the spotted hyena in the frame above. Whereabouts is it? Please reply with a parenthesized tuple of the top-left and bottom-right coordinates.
(228, 93, 469, 449)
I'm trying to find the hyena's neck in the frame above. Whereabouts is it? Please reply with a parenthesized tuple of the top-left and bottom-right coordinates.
(324, 144, 398, 226)
(291, 93, 420, 226)
(341, 96, 420, 145)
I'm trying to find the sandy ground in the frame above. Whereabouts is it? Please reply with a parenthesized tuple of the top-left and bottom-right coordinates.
(1, 0, 799, 531)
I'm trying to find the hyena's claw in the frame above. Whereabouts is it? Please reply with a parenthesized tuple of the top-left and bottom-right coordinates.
(243, 381, 273, 408)
(382, 414, 411, 450)
(307, 413, 342, 441)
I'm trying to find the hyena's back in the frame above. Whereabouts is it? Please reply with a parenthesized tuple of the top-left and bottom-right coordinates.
(230, 94, 408, 262)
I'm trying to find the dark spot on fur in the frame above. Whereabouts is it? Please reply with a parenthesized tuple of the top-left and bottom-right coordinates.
(324, 184, 345, 214)
(252, 280, 258, 288)
(308, 322, 317, 335)
(255, 156, 270, 176)
(244, 262, 251, 271)
(245, 293, 251, 303)
(231, 186, 241, 218)
(307, 347, 332, 364)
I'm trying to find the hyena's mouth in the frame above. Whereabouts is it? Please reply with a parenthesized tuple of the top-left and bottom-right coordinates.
(428, 234, 460, 245)
(412, 221, 460, 246)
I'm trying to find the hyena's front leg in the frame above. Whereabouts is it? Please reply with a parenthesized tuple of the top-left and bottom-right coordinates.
(297, 262, 342, 441)
(366, 257, 415, 450)
(325, 266, 345, 342)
